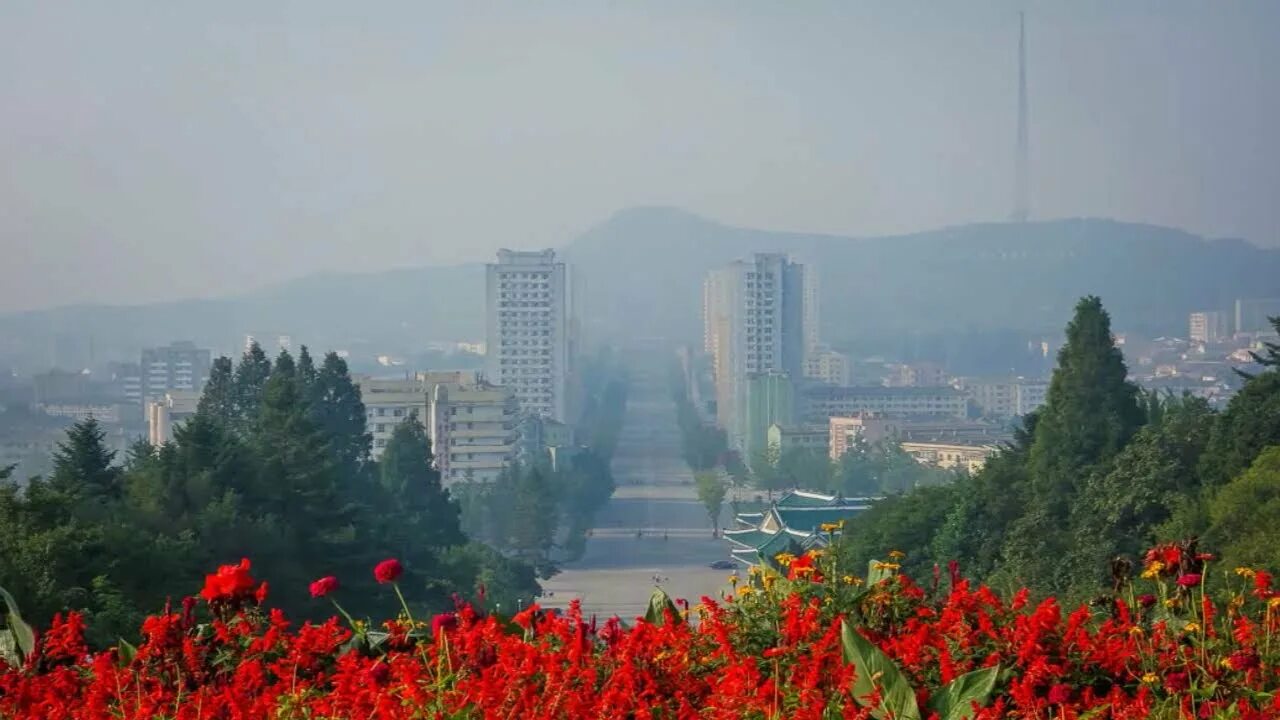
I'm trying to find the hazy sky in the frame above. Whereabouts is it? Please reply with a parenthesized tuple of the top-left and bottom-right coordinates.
(2, 1, 1277, 313)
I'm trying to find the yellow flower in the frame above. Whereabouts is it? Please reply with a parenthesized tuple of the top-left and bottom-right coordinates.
(775, 552, 796, 567)
(762, 575, 776, 590)
(1183, 622, 1200, 634)
(1235, 567, 1257, 579)
(888, 550, 906, 560)
(872, 561, 901, 572)
(842, 575, 857, 585)
(1268, 597, 1280, 609)
(820, 522, 840, 533)
(1128, 626, 1144, 636)
(805, 548, 824, 559)
(1141, 673, 1159, 684)
(748, 565, 762, 576)
(737, 585, 753, 596)
(1141, 561, 1164, 580)
(728, 575, 738, 586)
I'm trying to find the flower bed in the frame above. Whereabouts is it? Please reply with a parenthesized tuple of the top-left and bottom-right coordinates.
(2, 542, 1278, 719)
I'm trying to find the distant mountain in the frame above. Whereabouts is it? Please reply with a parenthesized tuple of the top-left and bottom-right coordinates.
(1, 207, 1275, 372)
(562, 207, 1278, 347)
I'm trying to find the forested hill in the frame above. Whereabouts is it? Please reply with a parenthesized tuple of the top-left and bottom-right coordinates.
(562, 207, 1278, 346)
(1, 208, 1275, 369)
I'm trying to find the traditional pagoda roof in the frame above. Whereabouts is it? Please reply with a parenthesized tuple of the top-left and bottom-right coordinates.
(723, 527, 774, 549)
(774, 489, 844, 508)
(721, 488, 881, 566)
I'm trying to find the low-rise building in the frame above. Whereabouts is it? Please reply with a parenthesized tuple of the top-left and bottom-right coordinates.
(888, 362, 947, 387)
(955, 376, 1048, 418)
(802, 384, 966, 422)
(827, 414, 904, 459)
(427, 381, 518, 484)
(37, 403, 121, 425)
(358, 371, 484, 458)
(804, 348, 851, 386)
(766, 423, 828, 457)
(899, 440, 998, 474)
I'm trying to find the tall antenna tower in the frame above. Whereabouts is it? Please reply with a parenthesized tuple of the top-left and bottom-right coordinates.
(1012, 12, 1030, 222)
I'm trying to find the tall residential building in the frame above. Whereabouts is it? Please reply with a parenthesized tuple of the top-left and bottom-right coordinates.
(427, 381, 519, 484)
(141, 341, 211, 403)
(1189, 311, 1229, 344)
(703, 253, 810, 451)
(1234, 298, 1280, 336)
(486, 249, 573, 422)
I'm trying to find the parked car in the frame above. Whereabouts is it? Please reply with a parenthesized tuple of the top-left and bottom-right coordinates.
(709, 560, 736, 570)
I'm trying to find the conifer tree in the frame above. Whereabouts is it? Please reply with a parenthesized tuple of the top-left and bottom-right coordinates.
(378, 414, 463, 550)
(310, 352, 371, 480)
(197, 356, 236, 424)
(49, 417, 121, 501)
(232, 342, 272, 429)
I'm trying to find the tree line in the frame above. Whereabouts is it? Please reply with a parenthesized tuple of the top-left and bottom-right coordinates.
(0, 343, 539, 647)
(833, 297, 1280, 600)
(451, 349, 628, 575)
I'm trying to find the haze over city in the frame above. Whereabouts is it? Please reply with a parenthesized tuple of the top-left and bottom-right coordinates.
(2, 1, 1279, 313)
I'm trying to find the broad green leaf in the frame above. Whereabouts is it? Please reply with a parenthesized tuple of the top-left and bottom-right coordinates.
(926, 664, 1001, 720)
(0, 632, 17, 668)
(0, 585, 35, 661)
(867, 560, 897, 585)
(644, 587, 681, 627)
(117, 638, 138, 666)
(840, 619, 921, 720)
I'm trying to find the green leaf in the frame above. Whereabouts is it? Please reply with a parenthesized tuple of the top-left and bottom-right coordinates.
(867, 560, 897, 585)
(117, 638, 138, 666)
(644, 587, 681, 627)
(926, 664, 1001, 720)
(0, 585, 35, 662)
(840, 619, 921, 720)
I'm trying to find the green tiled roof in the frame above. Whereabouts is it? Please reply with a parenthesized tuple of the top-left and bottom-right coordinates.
(775, 490, 841, 508)
(774, 506, 870, 532)
(723, 528, 774, 549)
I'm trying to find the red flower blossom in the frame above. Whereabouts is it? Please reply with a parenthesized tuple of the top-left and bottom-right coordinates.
(431, 612, 458, 636)
(254, 581, 269, 605)
(373, 558, 403, 584)
(1137, 594, 1157, 608)
(1228, 651, 1260, 672)
(1177, 573, 1202, 587)
(1164, 671, 1190, 693)
(309, 576, 339, 598)
(512, 603, 540, 629)
(1047, 684, 1072, 705)
(199, 558, 257, 604)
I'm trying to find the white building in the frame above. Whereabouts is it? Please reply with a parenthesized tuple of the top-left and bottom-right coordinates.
(803, 385, 967, 421)
(805, 347, 851, 386)
(486, 249, 573, 422)
(703, 253, 812, 451)
(141, 341, 211, 404)
(955, 376, 1048, 418)
(146, 390, 201, 446)
(427, 381, 519, 484)
(357, 371, 480, 458)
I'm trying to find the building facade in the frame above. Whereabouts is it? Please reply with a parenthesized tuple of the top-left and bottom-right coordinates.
(956, 376, 1048, 418)
(766, 423, 828, 458)
(802, 385, 966, 422)
(1189, 311, 1230, 344)
(141, 341, 211, 404)
(899, 440, 997, 474)
(1235, 297, 1280, 335)
(804, 347, 851, 386)
(427, 381, 518, 484)
(743, 371, 795, 465)
(703, 253, 811, 451)
(146, 390, 201, 445)
(827, 414, 904, 460)
(485, 249, 573, 422)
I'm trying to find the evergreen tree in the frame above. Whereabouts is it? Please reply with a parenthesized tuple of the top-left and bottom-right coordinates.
(378, 414, 463, 549)
(197, 356, 236, 424)
(508, 467, 558, 576)
(48, 417, 121, 501)
(1204, 446, 1280, 571)
(1198, 370, 1280, 487)
(1003, 296, 1145, 591)
(1246, 316, 1280, 367)
(297, 345, 318, 397)
(233, 342, 272, 428)
(310, 352, 371, 480)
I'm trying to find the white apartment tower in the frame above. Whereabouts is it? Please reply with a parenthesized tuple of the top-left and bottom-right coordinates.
(486, 249, 572, 422)
(703, 253, 810, 450)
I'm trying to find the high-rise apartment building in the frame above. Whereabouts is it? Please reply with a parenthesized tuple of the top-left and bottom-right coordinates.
(1189, 311, 1229, 344)
(141, 341, 211, 403)
(486, 249, 573, 422)
(703, 253, 811, 451)
(1234, 298, 1280, 336)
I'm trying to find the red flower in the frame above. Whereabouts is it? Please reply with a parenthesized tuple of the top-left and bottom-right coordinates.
(431, 612, 458, 636)
(1176, 573, 1202, 587)
(1227, 651, 1261, 672)
(1137, 594, 1157, 608)
(1164, 671, 1190, 693)
(374, 558, 403, 584)
(367, 662, 390, 685)
(309, 576, 339, 598)
(513, 603, 540, 629)
(1047, 684, 1072, 705)
(254, 582, 269, 605)
(199, 558, 257, 604)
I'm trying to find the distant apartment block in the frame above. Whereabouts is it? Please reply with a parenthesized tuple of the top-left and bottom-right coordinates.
(141, 341, 211, 403)
(743, 371, 795, 464)
(888, 362, 947, 388)
(1189, 311, 1230, 344)
(827, 414, 904, 460)
(107, 362, 143, 406)
(805, 347, 851, 386)
(802, 385, 966, 423)
(766, 423, 828, 458)
(357, 371, 480, 457)
(485, 249, 573, 422)
(146, 390, 201, 445)
(1234, 297, 1280, 335)
(427, 381, 519, 484)
(703, 253, 812, 451)
(956, 376, 1047, 418)
(37, 403, 121, 424)
(32, 368, 89, 404)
